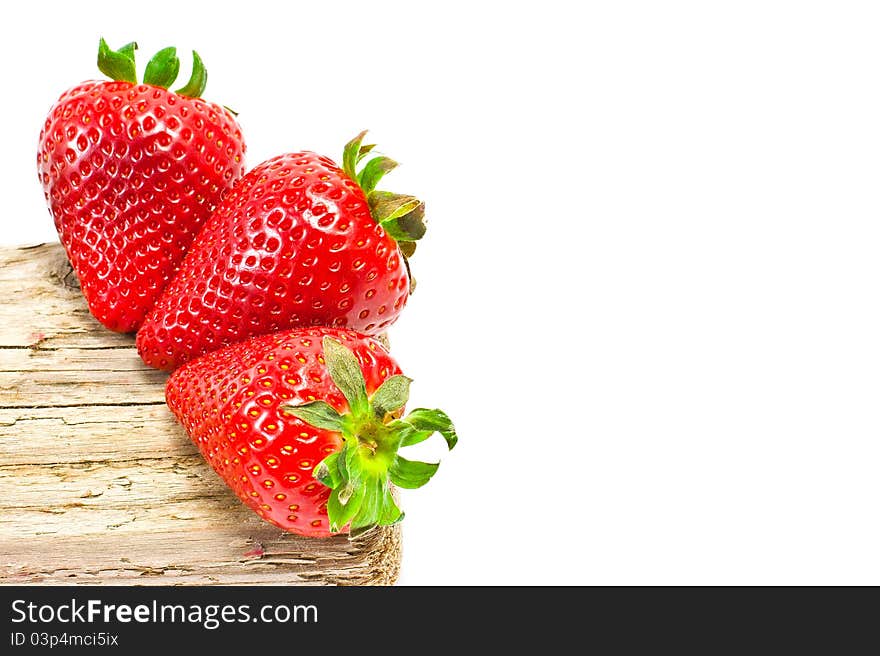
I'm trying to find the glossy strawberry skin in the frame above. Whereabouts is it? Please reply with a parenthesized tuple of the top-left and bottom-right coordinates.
(165, 326, 402, 537)
(38, 80, 246, 332)
(136, 152, 410, 370)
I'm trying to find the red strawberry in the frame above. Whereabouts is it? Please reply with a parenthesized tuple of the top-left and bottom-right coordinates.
(136, 131, 426, 370)
(165, 326, 456, 537)
(38, 39, 246, 332)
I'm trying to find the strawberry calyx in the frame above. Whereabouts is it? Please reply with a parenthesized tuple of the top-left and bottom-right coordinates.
(97, 37, 208, 98)
(281, 337, 457, 536)
(97, 39, 138, 83)
(342, 131, 427, 264)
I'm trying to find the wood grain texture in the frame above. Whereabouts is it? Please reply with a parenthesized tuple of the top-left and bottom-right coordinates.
(0, 244, 401, 585)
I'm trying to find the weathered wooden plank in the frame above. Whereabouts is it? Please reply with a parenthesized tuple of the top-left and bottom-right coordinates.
(0, 404, 186, 466)
(0, 243, 400, 585)
(0, 370, 167, 408)
(0, 347, 147, 372)
(1, 515, 401, 585)
(0, 455, 220, 511)
(0, 244, 135, 349)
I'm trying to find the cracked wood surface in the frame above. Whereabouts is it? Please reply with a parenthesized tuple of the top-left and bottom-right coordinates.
(0, 244, 401, 585)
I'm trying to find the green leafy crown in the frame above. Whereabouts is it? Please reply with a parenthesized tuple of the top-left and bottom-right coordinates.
(342, 131, 427, 284)
(282, 337, 457, 536)
(97, 37, 208, 98)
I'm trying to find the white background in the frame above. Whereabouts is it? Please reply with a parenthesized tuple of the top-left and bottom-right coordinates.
(2, 1, 880, 585)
